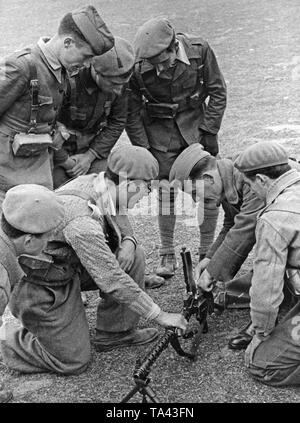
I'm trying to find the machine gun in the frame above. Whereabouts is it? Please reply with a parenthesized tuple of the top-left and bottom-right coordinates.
(120, 247, 214, 403)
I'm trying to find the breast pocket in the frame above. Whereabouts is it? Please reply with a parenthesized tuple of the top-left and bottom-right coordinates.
(38, 95, 55, 122)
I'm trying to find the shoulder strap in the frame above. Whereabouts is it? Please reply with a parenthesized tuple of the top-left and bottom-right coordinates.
(134, 62, 159, 104)
(84, 92, 106, 131)
(20, 48, 39, 132)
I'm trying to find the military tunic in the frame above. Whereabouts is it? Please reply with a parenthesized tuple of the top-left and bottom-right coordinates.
(126, 34, 227, 160)
(0, 38, 66, 193)
(53, 67, 128, 187)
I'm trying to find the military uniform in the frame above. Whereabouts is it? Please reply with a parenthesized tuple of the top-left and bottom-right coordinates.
(127, 34, 226, 157)
(0, 5, 114, 202)
(126, 22, 226, 267)
(0, 39, 66, 194)
(53, 67, 128, 188)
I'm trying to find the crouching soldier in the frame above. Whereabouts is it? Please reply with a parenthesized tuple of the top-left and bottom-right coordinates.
(0, 185, 64, 402)
(169, 142, 300, 349)
(53, 37, 135, 188)
(233, 142, 300, 387)
(0, 145, 187, 375)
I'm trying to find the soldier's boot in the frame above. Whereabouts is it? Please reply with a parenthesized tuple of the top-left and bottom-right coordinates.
(145, 274, 166, 289)
(0, 383, 13, 403)
(156, 254, 178, 278)
(93, 328, 159, 352)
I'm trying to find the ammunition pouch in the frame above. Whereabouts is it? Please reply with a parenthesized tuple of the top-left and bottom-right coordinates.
(12, 132, 53, 157)
(145, 91, 204, 120)
(145, 102, 179, 119)
(286, 268, 300, 297)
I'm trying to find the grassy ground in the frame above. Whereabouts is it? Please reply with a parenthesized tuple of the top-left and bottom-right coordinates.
(1, 0, 300, 403)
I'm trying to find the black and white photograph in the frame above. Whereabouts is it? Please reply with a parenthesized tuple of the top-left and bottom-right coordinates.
(0, 0, 299, 408)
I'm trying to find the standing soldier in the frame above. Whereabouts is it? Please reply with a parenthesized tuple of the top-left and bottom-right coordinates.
(126, 17, 227, 278)
(0, 5, 114, 205)
(53, 37, 135, 188)
(0, 184, 64, 402)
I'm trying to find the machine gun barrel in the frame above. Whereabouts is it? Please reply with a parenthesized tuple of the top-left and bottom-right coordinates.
(134, 329, 175, 381)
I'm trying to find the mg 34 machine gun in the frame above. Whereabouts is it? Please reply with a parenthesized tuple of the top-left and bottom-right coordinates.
(120, 247, 215, 403)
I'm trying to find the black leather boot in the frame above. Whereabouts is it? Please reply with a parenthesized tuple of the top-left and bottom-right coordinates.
(228, 321, 253, 350)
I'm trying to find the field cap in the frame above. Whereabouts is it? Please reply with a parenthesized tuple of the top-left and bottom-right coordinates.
(133, 17, 175, 60)
(107, 145, 159, 180)
(71, 5, 114, 55)
(169, 144, 210, 183)
(92, 37, 135, 82)
(234, 141, 289, 172)
(2, 184, 65, 234)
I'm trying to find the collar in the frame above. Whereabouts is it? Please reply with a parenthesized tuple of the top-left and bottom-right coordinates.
(92, 172, 116, 216)
(265, 169, 300, 207)
(176, 39, 190, 65)
(217, 158, 240, 204)
(37, 37, 63, 83)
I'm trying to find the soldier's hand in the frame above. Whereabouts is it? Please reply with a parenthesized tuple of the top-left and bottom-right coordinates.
(194, 257, 210, 281)
(199, 131, 219, 156)
(67, 152, 94, 177)
(154, 311, 187, 334)
(196, 269, 215, 292)
(117, 239, 136, 272)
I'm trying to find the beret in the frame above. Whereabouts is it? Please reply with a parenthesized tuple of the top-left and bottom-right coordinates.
(234, 141, 289, 172)
(133, 17, 175, 60)
(71, 5, 114, 55)
(169, 144, 210, 183)
(107, 145, 159, 180)
(92, 37, 135, 80)
(2, 184, 65, 234)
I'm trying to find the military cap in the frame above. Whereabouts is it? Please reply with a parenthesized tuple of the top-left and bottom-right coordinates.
(107, 145, 159, 180)
(92, 37, 135, 81)
(169, 144, 210, 183)
(133, 17, 175, 60)
(234, 141, 289, 172)
(2, 184, 65, 234)
(71, 5, 114, 55)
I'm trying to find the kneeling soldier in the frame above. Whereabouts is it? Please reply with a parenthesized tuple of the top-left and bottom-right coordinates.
(0, 145, 187, 375)
(0, 185, 64, 401)
(234, 142, 300, 387)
